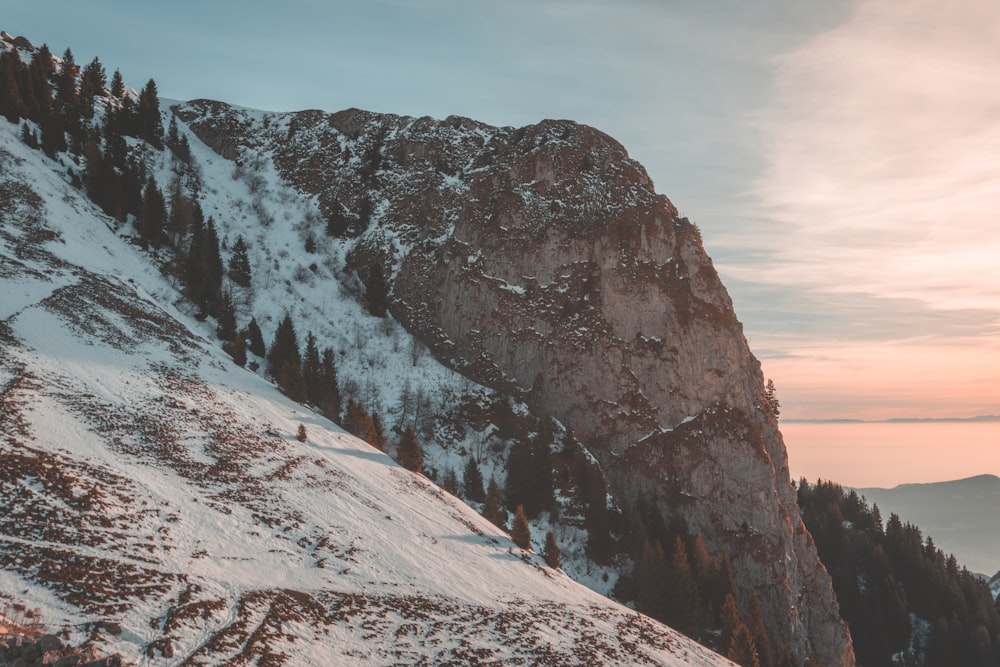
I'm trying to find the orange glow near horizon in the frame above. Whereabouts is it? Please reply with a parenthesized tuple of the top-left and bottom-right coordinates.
(762, 338, 1000, 421)
(781, 421, 1000, 488)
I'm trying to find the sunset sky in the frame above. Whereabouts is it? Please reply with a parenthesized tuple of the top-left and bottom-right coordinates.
(5, 0, 999, 421)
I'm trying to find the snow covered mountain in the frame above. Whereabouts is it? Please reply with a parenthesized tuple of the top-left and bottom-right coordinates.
(0, 29, 860, 665)
(0, 112, 733, 664)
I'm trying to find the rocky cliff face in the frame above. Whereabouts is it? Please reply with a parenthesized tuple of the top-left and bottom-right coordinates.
(178, 100, 855, 666)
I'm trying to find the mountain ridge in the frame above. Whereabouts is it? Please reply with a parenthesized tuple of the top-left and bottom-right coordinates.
(174, 96, 852, 665)
(2, 30, 853, 665)
(0, 112, 733, 665)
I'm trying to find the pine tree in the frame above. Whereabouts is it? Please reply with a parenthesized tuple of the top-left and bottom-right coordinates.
(543, 531, 561, 569)
(397, 424, 423, 473)
(55, 48, 79, 117)
(369, 411, 386, 451)
(463, 457, 485, 503)
(0, 50, 24, 123)
(745, 589, 774, 667)
(483, 475, 505, 528)
(637, 540, 667, 618)
(166, 178, 195, 247)
(137, 78, 163, 146)
(664, 536, 699, 634)
(319, 347, 341, 421)
(268, 313, 300, 377)
(765, 379, 780, 419)
(343, 400, 373, 441)
(343, 400, 364, 437)
(109, 68, 125, 99)
(27, 46, 54, 119)
(296, 423, 307, 442)
(39, 112, 67, 158)
(441, 468, 460, 497)
(202, 218, 222, 315)
(505, 428, 554, 518)
(245, 318, 266, 357)
(79, 57, 106, 114)
(224, 331, 247, 367)
(228, 236, 251, 287)
(511, 504, 531, 550)
(728, 624, 761, 667)
(139, 176, 166, 248)
(20, 122, 38, 149)
(216, 289, 237, 341)
(302, 332, 322, 405)
(276, 358, 307, 403)
(721, 593, 743, 650)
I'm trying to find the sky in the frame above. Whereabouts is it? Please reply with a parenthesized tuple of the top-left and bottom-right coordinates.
(4, 0, 999, 421)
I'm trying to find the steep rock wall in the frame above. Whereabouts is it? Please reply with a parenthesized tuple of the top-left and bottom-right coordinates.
(178, 100, 854, 666)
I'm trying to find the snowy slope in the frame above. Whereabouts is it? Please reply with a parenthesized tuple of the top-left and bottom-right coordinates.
(0, 116, 733, 665)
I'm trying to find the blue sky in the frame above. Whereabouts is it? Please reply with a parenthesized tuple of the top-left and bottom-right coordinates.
(5, 0, 999, 419)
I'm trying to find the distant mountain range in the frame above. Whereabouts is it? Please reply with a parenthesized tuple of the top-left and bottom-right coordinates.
(855, 474, 1000, 577)
(785, 415, 1000, 424)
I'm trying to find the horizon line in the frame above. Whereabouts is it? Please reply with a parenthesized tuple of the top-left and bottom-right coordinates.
(782, 415, 1000, 424)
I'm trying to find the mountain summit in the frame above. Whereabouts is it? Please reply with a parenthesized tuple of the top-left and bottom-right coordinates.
(1, 31, 852, 665)
(173, 99, 853, 665)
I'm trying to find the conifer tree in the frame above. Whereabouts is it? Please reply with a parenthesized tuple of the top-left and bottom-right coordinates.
(0, 50, 24, 122)
(25, 46, 54, 120)
(20, 122, 38, 149)
(228, 236, 251, 287)
(397, 424, 423, 473)
(109, 68, 125, 99)
(39, 112, 67, 158)
(245, 317, 266, 357)
(483, 475, 505, 528)
(296, 423, 307, 442)
(276, 358, 307, 403)
(637, 540, 667, 619)
(765, 379, 780, 419)
(79, 57, 105, 114)
(343, 400, 372, 440)
(665, 536, 699, 635)
(463, 457, 485, 503)
(506, 425, 555, 518)
(441, 468, 460, 497)
(511, 504, 531, 549)
(167, 178, 195, 247)
(268, 313, 300, 377)
(369, 411, 386, 451)
(721, 593, 743, 650)
(728, 624, 761, 667)
(167, 114, 180, 145)
(215, 289, 237, 341)
(543, 531, 561, 569)
(319, 347, 341, 421)
(744, 589, 773, 667)
(224, 331, 247, 367)
(302, 332, 322, 405)
(138, 78, 163, 146)
(55, 48, 79, 117)
(139, 176, 166, 248)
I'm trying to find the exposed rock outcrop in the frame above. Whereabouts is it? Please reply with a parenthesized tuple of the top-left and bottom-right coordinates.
(0, 633, 122, 666)
(177, 100, 855, 666)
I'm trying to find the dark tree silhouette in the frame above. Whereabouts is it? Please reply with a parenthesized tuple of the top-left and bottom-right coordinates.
(511, 504, 531, 550)
(543, 531, 561, 569)
(463, 457, 485, 503)
(397, 424, 423, 473)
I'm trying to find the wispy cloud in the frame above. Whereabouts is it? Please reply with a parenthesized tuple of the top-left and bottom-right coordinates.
(748, 0, 1000, 313)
